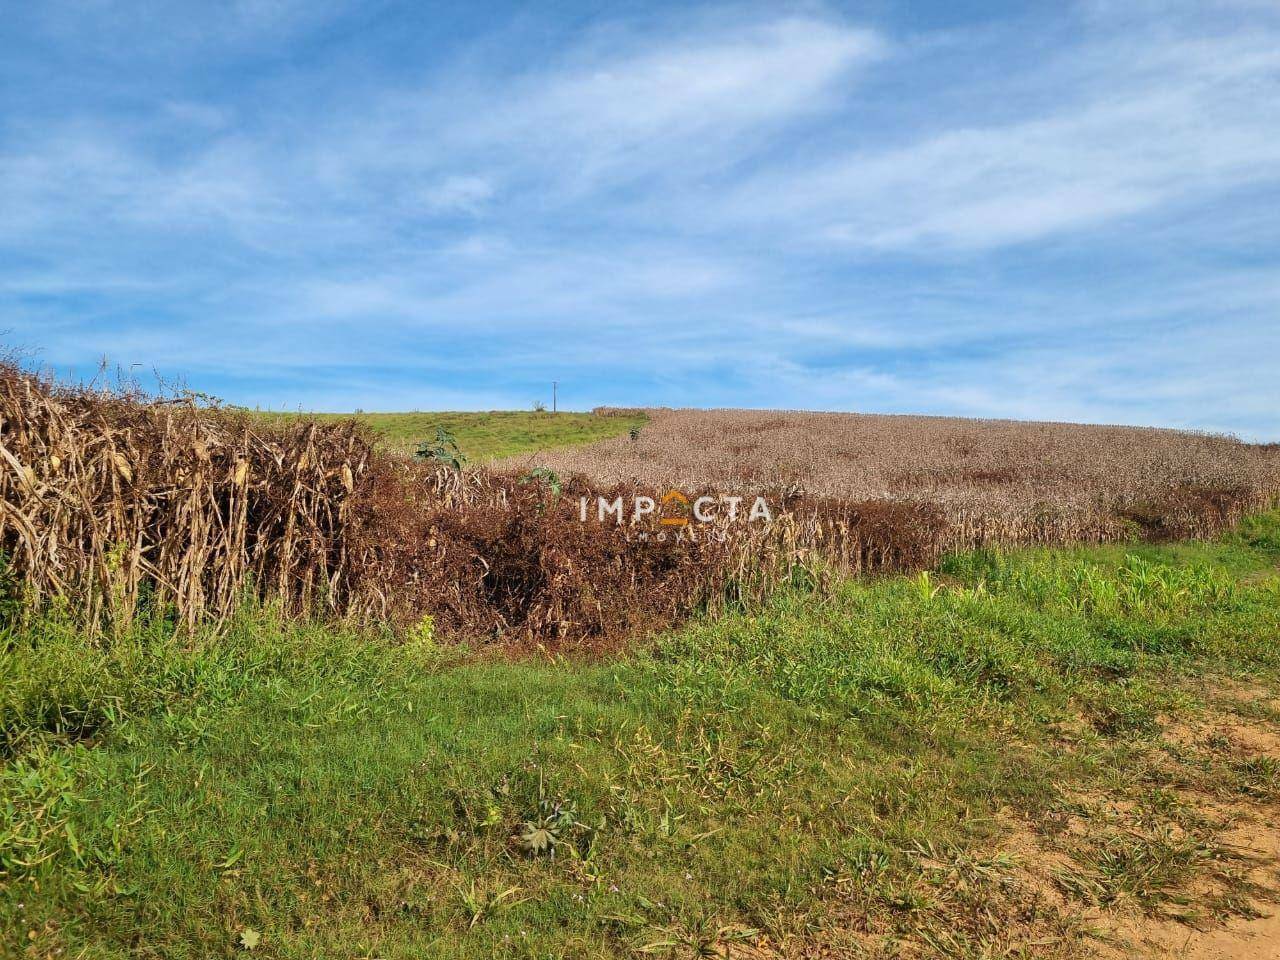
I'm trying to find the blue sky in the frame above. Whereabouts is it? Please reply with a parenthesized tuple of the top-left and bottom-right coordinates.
(2, 1, 1278, 438)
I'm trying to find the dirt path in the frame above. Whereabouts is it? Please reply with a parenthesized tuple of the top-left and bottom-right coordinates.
(1122, 908, 1280, 959)
(1107, 693, 1280, 959)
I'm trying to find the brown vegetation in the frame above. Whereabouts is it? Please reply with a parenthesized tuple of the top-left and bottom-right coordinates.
(0, 368, 944, 644)
(350, 468, 950, 648)
(2, 371, 1277, 648)
(0, 365, 375, 631)
(513, 408, 1280, 549)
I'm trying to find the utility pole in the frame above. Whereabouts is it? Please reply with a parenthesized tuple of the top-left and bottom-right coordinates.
(552, 381, 558, 413)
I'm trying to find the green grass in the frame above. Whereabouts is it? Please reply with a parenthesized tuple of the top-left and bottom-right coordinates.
(249, 410, 648, 460)
(3, 515, 1280, 957)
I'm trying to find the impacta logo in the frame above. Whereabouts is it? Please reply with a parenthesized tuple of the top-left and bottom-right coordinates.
(579, 490, 774, 526)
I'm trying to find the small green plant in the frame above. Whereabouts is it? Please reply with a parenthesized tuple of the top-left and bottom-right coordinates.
(517, 798, 579, 857)
(629, 426, 642, 441)
(415, 427, 466, 471)
(638, 916, 759, 957)
(519, 466, 562, 498)
(516, 771, 583, 858)
(402, 615, 439, 661)
(913, 570, 941, 602)
(455, 879, 522, 928)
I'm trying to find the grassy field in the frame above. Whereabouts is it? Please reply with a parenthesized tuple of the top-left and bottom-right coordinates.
(250, 410, 647, 460)
(4, 514, 1279, 958)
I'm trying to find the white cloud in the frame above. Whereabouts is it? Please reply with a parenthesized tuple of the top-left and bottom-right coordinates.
(324, 14, 885, 198)
(507, 17, 884, 167)
(726, 33, 1280, 250)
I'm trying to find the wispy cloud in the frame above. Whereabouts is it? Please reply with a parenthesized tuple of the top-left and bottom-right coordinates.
(725, 32, 1280, 250)
(483, 16, 885, 186)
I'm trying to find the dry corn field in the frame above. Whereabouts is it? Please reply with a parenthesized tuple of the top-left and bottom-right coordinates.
(510, 408, 1280, 548)
(3, 364, 1278, 649)
(0, 367, 933, 646)
(0, 365, 377, 632)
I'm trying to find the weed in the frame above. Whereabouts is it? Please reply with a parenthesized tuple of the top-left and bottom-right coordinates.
(1057, 826, 1217, 910)
(1231, 755, 1280, 797)
(519, 466, 562, 498)
(456, 879, 523, 927)
(416, 426, 468, 471)
(515, 771, 586, 858)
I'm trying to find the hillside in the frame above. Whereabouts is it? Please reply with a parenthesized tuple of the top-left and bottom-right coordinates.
(250, 410, 647, 460)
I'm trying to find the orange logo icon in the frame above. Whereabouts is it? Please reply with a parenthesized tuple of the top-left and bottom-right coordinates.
(660, 490, 690, 526)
